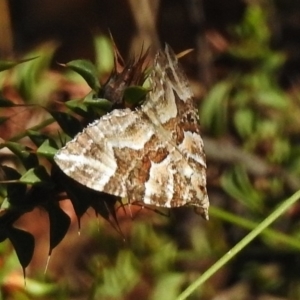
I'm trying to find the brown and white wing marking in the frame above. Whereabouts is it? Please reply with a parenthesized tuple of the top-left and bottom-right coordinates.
(54, 45, 209, 218)
(140, 45, 208, 217)
(54, 108, 155, 198)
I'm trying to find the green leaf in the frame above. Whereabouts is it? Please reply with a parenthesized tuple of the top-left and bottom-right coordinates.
(123, 86, 148, 105)
(7, 226, 35, 271)
(233, 108, 255, 138)
(0, 206, 23, 226)
(270, 138, 290, 164)
(20, 166, 51, 185)
(46, 203, 71, 255)
(20, 278, 58, 297)
(262, 52, 286, 72)
(95, 250, 138, 298)
(0, 142, 38, 169)
(12, 46, 56, 103)
(54, 169, 90, 220)
(94, 35, 114, 75)
(65, 98, 89, 117)
(0, 57, 38, 72)
(27, 130, 54, 147)
(54, 167, 118, 224)
(221, 165, 264, 212)
(257, 89, 287, 109)
(63, 59, 100, 92)
(37, 139, 59, 159)
(1, 166, 26, 206)
(258, 120, 278, 139)
(83, 92, 112, 112)
(84, 98, 113, 113)
(201, 81, 232, 136)
(49, 110, 82, 138)
(0, 198, 10, 210)
(229, 4, 270, 60)
(151, 273, 185, 300)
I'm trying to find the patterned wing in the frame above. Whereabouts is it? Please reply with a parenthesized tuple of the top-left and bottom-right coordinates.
(143, 46, 206, 162)
(141, 45, 208, 217)
(54, 45, 209, 218)
(54, 108, 155, 198)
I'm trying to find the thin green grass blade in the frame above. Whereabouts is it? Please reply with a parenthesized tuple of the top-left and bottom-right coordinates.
(176, 190, 300, 300)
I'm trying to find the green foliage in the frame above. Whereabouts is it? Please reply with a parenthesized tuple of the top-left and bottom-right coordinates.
(228, 4, 271, 59)
(199, 10, 300, 268)
(93, 35, 115, 76)
(123, 85, 149, 105)
(221, 165, 264, 213)
(36, 139, 59, 158)
(20, 166, 52, 185)
(49, 110, 83, 138)
(201, 4, 289, 163)
(93, 250, 139, 299)
(0, 44, 58, 104)
(200, 80, 231, 135)
(62, 59, 101, 93)
(46, 202, 71, 256)
(1, 3, 300, 299)
(0, 57, 39, 72)
(0, 142, 38, 169)
(196, 3, 300, 297)
(87, 221, 199, 300)
(6, 227, 35, 272)
(0, 37, 117, 282)
(0, 240, 61, 299)
(0, 32, 153, 287)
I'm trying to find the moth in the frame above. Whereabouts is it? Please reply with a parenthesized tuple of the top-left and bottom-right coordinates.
(54, 45, 209, 219)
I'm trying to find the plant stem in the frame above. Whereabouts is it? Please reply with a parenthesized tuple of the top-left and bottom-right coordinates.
(210, 206, 300, 250)
(176, 190, 300, 300)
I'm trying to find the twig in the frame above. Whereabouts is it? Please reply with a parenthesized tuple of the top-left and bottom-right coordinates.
(204, 136, 300, 191)
(128, 0, 161, 54)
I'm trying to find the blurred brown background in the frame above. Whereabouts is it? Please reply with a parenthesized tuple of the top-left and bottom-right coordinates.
(0, 0, 247, 88)
(1, 0, 300, 88)
(2, 1, 300, 299)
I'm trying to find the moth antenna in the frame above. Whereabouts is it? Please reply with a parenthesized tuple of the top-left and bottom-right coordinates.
(176, 48, 194, 59)
(131, 202, 169, 218)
